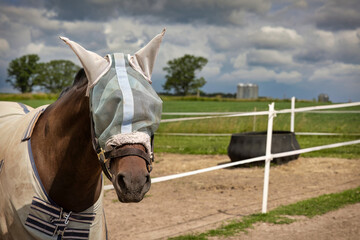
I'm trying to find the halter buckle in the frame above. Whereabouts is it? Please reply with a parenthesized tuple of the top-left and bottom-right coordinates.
(97, 148, 107, 163)
(96, 148, 113, 180)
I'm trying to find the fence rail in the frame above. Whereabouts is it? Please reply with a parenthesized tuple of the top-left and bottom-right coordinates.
(161, 101, 360, 123)
(105, 99, 360, 213)
(157, 132, 360, 136)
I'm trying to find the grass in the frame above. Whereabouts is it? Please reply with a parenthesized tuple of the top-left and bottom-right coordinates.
(2, 96, 359, 158)
(296, 135, 360, 159)
(0, 93, 57, 108)
(169, 187, 360, 240)
(154, 135, 360, 158)
(159, 112, 360, 134)
(156, 100, 360, 158)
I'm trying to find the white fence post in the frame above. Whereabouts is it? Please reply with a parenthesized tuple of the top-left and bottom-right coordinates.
(262, 102, 276, 214)
(290, 96, 295, 132)
(253, 107, 257, 132)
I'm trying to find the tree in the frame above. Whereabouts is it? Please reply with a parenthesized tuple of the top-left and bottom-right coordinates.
(6, 54, 41, 93)
(36, 60, 80, 93)
(163, 54, 208, 96)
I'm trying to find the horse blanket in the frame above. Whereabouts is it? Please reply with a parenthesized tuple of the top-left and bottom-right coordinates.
(0, 101, 107, 240)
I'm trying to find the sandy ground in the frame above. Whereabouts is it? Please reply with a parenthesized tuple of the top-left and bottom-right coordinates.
(103, 154, 360, 240)
(230, 203, 360, 240)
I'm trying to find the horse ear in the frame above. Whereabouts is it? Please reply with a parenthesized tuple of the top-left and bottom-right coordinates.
(129, 28, 166, 83)
(59, 36, 110, 88)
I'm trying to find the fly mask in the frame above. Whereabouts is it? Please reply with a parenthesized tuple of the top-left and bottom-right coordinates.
(60, 29, 165, 180)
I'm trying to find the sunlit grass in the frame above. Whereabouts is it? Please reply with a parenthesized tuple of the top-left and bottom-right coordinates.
(3, 96, 359, 158)
(154, 134, 360, 158)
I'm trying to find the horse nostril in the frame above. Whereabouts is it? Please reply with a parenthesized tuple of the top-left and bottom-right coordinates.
(116, 173, 127, 191)
(145, 173, 151, 184)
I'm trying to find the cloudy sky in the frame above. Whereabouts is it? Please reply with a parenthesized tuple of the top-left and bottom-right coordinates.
(0, 0, 359, 102)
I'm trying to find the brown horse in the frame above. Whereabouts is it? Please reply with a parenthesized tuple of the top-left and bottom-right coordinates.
(0, 30, 164, 239)
(32, 68, 151, 211)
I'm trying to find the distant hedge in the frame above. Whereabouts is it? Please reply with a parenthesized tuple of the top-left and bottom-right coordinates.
(0, 93, 59, 101)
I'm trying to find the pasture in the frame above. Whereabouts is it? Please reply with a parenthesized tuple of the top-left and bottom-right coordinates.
(2, 95, 360, 239)
(2, 95, 359, 158)
(156, 99, 360, 159)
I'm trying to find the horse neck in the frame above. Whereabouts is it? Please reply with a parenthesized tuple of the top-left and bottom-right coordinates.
(31, 84, 102, 212)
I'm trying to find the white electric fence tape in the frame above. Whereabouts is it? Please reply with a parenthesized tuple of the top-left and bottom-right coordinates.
(104, 101, 360, 191)
(158, 132, 360, 136)
(161, 102, 360, 123)
(103, 139, 360, 191)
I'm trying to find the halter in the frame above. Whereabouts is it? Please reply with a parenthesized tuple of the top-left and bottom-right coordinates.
(90, 113, 154, 181)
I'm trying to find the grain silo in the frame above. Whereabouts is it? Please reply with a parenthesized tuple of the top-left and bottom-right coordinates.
(237, 83, 258, 99)
(236, 83, 245, 99)
(318, 93, 329, 102)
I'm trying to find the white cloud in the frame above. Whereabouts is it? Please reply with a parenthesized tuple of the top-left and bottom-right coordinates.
(249, 26, 304, 49)
(207, 26, 246, 52)
(231, 53, 247, 69)
(0, 38, 10, 54)
(1, 5, 61, 33)
(247, 49, 294, 67)
(24, 42, 44, 54)
(227, 10, 246, 25)
(294, 0, 308, 8)
(309, 63, 360, 83)
(315, 30, 335, 49)
(220, 67, 302, 84)
(276, 71, 302, 84)
(333, 30, 360, 64)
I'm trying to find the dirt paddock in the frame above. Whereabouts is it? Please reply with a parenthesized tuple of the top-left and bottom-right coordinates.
(103, 154, 360, 239)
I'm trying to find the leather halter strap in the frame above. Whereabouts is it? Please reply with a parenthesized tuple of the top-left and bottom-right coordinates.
(89, 111, 153, 181)
(105, 147, 151, 166)
(105, 146, 153, 173)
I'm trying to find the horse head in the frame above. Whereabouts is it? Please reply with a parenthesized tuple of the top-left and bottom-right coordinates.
(60, 29, 165, 203)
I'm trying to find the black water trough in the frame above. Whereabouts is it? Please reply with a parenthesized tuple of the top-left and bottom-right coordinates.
(227, 131, 301, 166)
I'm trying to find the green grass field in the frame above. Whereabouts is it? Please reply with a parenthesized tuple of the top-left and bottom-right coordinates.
(1, 95, 359, 158)
(154, 135, 360, 159)
(157, 99, 360, 158)
(0, 93, 57, 108)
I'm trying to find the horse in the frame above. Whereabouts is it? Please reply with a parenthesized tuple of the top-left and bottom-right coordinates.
(0, 29, 165, 239)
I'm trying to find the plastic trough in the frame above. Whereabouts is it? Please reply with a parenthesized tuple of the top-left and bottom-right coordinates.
(227, 131, 301, 166)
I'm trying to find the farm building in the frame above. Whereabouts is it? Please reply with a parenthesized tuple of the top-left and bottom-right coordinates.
(318, 93, 330, 102)
(236, 83, 258, 99)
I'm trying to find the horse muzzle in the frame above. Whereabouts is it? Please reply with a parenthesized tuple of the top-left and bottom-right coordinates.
(113, 170, 151, 203)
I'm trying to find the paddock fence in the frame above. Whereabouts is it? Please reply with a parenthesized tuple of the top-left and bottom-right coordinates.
(104, 98, 360, 213)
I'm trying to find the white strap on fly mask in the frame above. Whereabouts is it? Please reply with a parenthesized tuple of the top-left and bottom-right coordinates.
(114, 53, 134, 133)
(89, 53, 162, 155)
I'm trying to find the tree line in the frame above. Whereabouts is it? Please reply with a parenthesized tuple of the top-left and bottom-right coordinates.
(6, 54, 208, 95)
(7, 54, 80, 93)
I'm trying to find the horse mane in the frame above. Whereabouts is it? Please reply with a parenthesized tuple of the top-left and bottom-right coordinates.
(58, 68, 88, 98)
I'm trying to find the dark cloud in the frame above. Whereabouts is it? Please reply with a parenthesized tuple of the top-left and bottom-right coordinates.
(295, 49, 329, 63)
(246, 49, 293, 67)
(315, 0, 360, 31)
(1, 0, 360, 102)
(295, 29, 360, 65)
(1, 0, 45, 8)
(44, 0, 270, 25)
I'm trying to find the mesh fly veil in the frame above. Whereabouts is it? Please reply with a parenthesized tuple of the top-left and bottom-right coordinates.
(60, 29, 165, 156)
(90, 53, 162, 152)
